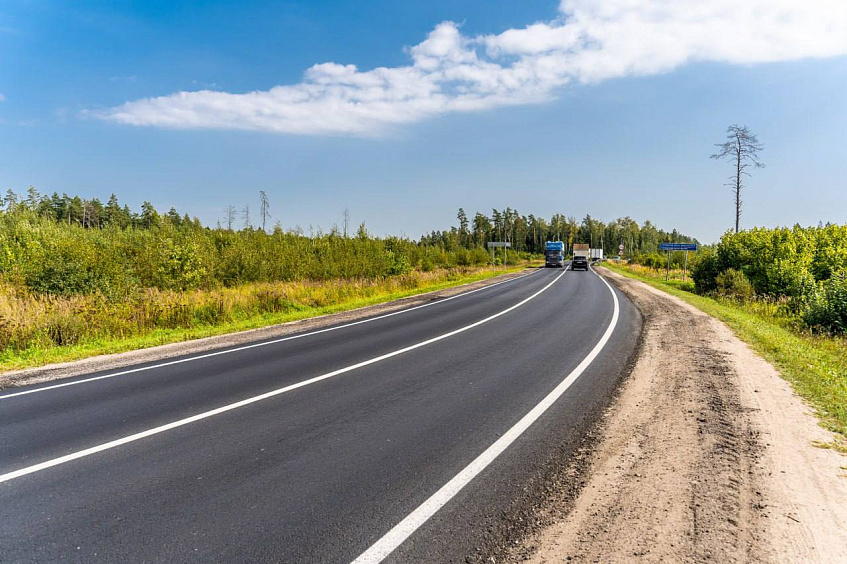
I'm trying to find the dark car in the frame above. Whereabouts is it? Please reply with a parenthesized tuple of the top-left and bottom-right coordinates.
(571, 256, 589, 271)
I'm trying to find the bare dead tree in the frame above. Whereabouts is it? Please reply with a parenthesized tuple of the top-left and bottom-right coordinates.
(224, 205, 236, 231)
(259, 190, 271, 232)
(81, 200, 90, 228)
(242, 205, 251, 229)
(342, 207, 350, 238)
(711, 124, 765, 233)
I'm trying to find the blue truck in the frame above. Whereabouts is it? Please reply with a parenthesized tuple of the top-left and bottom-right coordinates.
(544, 241, 565, 268)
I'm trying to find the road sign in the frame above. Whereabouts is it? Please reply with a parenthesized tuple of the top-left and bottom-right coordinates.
(658, 243, 698, 252)
(618, 244, 624, 252)
(486, 242, 511, 248)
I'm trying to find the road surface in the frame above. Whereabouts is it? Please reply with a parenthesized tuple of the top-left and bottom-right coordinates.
(0, 266, 640, 563)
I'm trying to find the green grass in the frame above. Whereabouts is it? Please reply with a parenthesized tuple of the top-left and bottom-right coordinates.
(1, 266, 529, 373)
(603, 261, 847, 445)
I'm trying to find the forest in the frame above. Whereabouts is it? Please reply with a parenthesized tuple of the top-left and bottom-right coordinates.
(422, 207, 697, 258)
(0, 188, 696, 297)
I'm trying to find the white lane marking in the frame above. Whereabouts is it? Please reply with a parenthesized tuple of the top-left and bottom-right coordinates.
(0, 270, 541, 400)
(350, 265, 618, 564)
(0, 270, 566, 484)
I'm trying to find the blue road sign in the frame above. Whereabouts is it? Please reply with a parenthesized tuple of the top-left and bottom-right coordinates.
(658, 243, 698, 251)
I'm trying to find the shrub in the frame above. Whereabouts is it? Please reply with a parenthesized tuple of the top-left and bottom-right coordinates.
(631, 253, 666, 271)
(157, 239, 207, 290)
(803, 271, 847, 334)
(387, 252, 412, 276)
(714, 269, 755, 302)
(692, 251, 721, 294)
(690, 226, 847, 301)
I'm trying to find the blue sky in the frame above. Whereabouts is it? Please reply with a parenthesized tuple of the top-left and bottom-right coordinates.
(2, 0, 846, 242)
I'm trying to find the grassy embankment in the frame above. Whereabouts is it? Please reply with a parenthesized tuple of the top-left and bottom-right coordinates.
(0, 265, 530, 373)
(602, 261, 847, 446)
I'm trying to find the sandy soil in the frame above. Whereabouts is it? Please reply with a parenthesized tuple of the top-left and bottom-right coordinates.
(0, 269, 535, 390)
(519, 268, 847, 563)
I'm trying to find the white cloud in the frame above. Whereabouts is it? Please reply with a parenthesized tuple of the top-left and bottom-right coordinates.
(0, 94, 5, 102)
(90, 0, 847, 136)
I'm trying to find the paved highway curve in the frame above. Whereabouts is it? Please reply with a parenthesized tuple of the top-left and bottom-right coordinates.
(0, 265, 640, 563)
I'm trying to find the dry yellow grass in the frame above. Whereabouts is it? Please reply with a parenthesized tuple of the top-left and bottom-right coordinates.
(0, 266, 520, 370)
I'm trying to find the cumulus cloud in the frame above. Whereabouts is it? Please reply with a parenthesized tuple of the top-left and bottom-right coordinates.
(90, 0, 847, 136)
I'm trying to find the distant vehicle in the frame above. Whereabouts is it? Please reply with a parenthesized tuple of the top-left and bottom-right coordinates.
(572, 244, 591, 271)
(590, 248, 604, 261)
(571, 256, 589, 271)
(612, 255, 621, 261)
(572, 243, 590, 261)
(544, 241, 565, 268)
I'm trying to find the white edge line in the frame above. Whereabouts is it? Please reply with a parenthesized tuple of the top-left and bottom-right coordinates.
(0, 270, 541, 400)
(350, 264, 619, 564)
(0, 269, 566, 484)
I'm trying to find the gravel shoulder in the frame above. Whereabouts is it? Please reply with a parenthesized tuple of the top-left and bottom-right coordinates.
(0, 269, 535, 390)
(518, 267, 847, 563)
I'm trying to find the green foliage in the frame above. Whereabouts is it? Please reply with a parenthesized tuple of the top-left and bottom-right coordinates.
(700, 227, 827, 298)
(691, 225, 847, 332)
(692, 250, 721, 294)
(387, 251, 412, 276)
(2, 188, 697, 294)
(630, 253, 666, 270)
(157, 238, 207, 290)
(714, 268, 754, 303)
(0, 210, 496, 296)
(804, 272, 847, 334)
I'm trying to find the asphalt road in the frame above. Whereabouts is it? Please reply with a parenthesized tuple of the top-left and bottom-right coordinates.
(0, 265, 640, 563)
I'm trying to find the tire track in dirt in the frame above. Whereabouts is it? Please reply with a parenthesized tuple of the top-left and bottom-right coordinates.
(515, 267, 847, 563)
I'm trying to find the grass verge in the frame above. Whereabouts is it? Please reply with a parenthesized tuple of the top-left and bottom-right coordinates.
(0, 265, 530, 373)
(602, 261, 847, 446)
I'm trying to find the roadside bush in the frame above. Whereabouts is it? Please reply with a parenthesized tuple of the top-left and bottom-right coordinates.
(387, 252, 412, 276)
(470, 247, 491, 265)
(766, 260, 818, 313)
(811, 225, 847, 280)
(803, 271, 847, 334)
(691, 225, 847, 302)
(156, 238, 207, 291)
(631, 253, 666, 271)
(692, 251, 721, 294)
(714, 269, 755, 302)
(26, 260, 102, 297)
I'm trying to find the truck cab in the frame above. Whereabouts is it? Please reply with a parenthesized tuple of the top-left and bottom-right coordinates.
(544, 241, 565, 268)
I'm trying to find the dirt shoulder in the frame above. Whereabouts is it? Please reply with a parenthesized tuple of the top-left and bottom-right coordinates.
(518, 267, 847, 563)
(0, 269, 536, 391)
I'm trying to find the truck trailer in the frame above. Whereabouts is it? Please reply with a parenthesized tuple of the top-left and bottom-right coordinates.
(572, 243, 590, 259)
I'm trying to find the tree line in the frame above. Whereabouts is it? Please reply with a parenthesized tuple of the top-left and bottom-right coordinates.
(421, 207, 698, 257)
(2, 187, 199, 230)
(0, 189, 498, 297)
(0, 187, 697, 298)
(3, 189, 697, 258)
